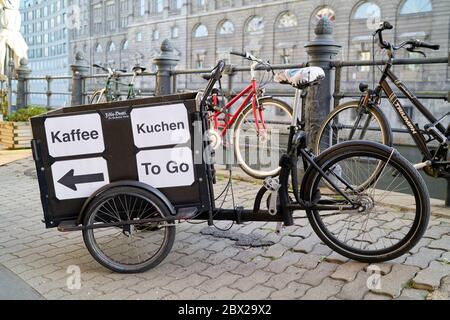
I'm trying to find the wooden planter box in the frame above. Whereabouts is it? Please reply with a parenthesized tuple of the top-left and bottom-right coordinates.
(0, 121, 32, 149)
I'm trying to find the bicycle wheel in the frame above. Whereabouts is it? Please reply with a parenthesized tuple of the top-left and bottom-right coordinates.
(82, 186, 175, 273)
(302, 141, 430, 263)
(234, 98, 293, 179)
(315, 101, 392, 155)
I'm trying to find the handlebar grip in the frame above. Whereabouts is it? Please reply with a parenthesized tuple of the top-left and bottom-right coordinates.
(118, 69, 127, 73)
(382, 21, 393, 30)
(417, 41, 440, 50)
(230, 51, 247, 58)
(92, 64, 102, 68)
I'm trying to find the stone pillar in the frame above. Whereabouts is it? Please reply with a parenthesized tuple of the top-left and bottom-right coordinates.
(16, 58, 31, 109)
(153, 39, 180, 96)
(304, 17, 341, 149)
(70, 51, 89, 106)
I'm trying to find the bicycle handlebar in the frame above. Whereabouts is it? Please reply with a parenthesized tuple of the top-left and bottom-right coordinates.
(230, 51, 247, 58)
(374, 21, 440, 52)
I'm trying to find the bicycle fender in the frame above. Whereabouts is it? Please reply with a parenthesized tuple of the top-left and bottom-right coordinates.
(76, 180, 176, 225)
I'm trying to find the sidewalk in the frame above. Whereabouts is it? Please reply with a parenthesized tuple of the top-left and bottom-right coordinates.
(0, 145, 32, 166)
(0, 156, 449, 300)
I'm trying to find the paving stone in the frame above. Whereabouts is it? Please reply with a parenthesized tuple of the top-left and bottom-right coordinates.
(298, 262, 339, 287)
(404, 247, 444, 269)
(269, 282, 311, 299)
(427, 275, 450, 300)
(396, 288, 428, 300)
(412, 261, 450, 291)
(295, 254, 322, 270)
(423, 225, 449, 240)
(265, 266, 307, 290)
(264, 251, 303, 274)
(292, 235, 320, 254)
(261, 243, 289, 259)
(164, 274, 209, 293)
(300, 278, 344, 300)
(229, 256, 271, 277)
(370, 264, 420, 298)
(198, 287, 240, 300)
(364, 263, 393, 276)
(337, 271, 370, 300)
(164, 287, 207, 300)
(229, 270, 273, 292)
(324, 251, 350, 264)
(428, 235, 450, 251)
(198, 272, 242, 293)
(200, 259, 241, 278)
(127, 288, 172, 300)
(363, 292, 391, 300)
(234, 285, 275, 300)
(331, 262, 368, 282)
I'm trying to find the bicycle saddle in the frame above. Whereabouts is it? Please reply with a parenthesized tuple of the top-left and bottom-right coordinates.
(132, 66, 146, 74)
(274, 67, 325, 89)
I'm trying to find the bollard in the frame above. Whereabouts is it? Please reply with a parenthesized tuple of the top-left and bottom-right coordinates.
(304, 17, 341, 149)
(70, 51, 89, 106)
(153, 39, 180, 96)
(16, 58, 31, 109)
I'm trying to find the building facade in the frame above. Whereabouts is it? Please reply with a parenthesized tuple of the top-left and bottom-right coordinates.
(20, 0, 70, 107)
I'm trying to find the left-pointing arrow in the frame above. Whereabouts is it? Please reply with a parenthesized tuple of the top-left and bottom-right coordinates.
(57, 169, 105, 191)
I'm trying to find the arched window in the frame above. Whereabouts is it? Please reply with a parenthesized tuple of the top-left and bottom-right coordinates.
(315, 7, 336, 22)
(246, 16, 264, 34)
(218, 20, 234, 35)
(194, 24, 208, 38)
(277, 12, 298, 28)
(353, 2, 381, 19)
(108, 42, 116, 52)
(400, 0, 432, 15)
(121, 40, 129, 50)
(95, 43, 102, 53)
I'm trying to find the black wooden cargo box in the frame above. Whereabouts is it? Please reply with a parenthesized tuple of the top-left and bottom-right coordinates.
(30, 93, 214, 228)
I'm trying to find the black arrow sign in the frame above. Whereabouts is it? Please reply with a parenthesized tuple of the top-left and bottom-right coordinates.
(58, 169, 105, 191)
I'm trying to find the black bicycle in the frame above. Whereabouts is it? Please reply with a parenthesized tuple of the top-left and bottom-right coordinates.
(75, 59, 431, 273)
(315, 21, 449, 180)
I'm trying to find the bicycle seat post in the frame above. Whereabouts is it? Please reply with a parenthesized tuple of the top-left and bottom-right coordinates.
(292, 89, 303, 127)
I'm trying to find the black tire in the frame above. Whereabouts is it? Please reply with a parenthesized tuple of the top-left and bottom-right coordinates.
(82, 186, 175, 273)
(302, 141, 430, 263)
(233, 97, 293, 179)
(315, 101, 392, 155)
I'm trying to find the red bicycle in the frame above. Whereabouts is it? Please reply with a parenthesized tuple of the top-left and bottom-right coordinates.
(204, 52, 293, 179)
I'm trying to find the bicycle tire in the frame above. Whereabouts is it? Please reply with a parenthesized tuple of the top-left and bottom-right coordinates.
(82, 186, 176, 273)
(233, 97, 293, 179)
(301, 141, 430, 263)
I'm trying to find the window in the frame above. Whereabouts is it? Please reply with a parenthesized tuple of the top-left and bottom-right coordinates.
(353, 2, 381, 19)
(140, 0, 146, 15)
(108, 42, 116, 52)
(315, 7, 336, 22)
(96, 44, 103, 53)
(358, 51, 371, 72)
(218, 20, 234, 35)
(280, 48, 292, 64)
(246, 16, 264, 34)
(151, 0, 164, 13)
(407, 51, 422, 71)
(122, 40, 129, 50)
(196, 52, 206, 68)
(175, 0, 183, 9)
(400, 0, 432, 15)
(152, 29, 160, 40)
(277, 12, 298, 28)
(194, 24, 208, 38)
(171, 26, 179, 38)
(136, 32, 142, 42)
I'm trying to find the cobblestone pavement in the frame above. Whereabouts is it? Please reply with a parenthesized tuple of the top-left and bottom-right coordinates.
(0, 157, 449, 300)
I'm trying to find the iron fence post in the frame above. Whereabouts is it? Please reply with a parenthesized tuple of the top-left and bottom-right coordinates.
(70, 52, 89, 106)
(304, 17, 341, 149)
(46, 75, 52, 108)
(16, 58, 31, 109)
(153, 39, 179, 96)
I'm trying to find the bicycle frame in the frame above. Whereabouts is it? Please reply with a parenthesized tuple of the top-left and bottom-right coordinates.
(211, 79, 266, 137)
(371, 61, 449, 161)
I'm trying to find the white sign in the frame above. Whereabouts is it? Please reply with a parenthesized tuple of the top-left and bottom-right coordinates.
(51, 157, 109, 200)
(136, 147, 194, 188)
(45, 114, 105, 157)
(131, 104, 190, 148)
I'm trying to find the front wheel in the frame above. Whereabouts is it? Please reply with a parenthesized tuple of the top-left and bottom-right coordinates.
(315, 101, 392, 155)
(82, 186, 176, 273)
(302, 141, 430, 263)
(234, 98, 293, 179)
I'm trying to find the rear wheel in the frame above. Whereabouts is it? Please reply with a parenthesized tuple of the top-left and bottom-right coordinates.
(234, 98, 292, 179)
(82, 186, 175, 273)
(302, 141, 430, 262)
(90, 90, 108, 104)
